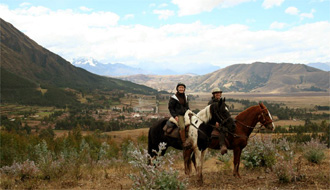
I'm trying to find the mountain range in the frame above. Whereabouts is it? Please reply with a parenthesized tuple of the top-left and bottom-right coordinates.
(117, 62, 330, 93)
(72, 57, 152, 76)
(1, 17, 329, 108)
(71, 58, 221, 76)
(0, 18, 157, 106)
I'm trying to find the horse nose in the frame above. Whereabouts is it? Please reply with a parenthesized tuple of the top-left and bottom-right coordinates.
(272, 123, 276, 131)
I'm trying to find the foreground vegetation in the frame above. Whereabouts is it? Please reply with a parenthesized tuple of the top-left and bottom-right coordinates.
(1, 93, 329, 189)
(0, 127, 329, 189)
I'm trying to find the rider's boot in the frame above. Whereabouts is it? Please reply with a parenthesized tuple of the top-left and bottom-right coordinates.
(180, 128, 192, 149)
(219, 132, 227, 155)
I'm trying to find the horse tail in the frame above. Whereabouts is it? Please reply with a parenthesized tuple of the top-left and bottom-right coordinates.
(148, 118, 168, 157)
(148, 126, 154, 156)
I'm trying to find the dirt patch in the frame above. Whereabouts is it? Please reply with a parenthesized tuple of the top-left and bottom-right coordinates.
(104, 128, 149, 144)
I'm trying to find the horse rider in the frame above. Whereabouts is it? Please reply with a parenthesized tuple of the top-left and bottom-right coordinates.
(168, 82, 191, 148)
(208, 87, 222, 105)
(208, 87, 227, 155)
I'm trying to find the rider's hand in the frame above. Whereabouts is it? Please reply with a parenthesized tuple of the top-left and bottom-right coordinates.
(175, 116, 179, 122)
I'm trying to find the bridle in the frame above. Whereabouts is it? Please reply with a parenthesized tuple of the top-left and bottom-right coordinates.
(212, 103, 232, 126)
(231, 107, 273, 138)
(188, 103, 232, 138)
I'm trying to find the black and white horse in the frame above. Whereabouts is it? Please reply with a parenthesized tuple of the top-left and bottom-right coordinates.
(148, 98, 236, 183)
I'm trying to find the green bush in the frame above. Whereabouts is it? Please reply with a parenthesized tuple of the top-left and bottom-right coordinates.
(128, 142, 187, 190)
(302, 138, 326, 164)
(274, 157, 295, 183)
(242, 136, 276, 169)
(273, 138, 300, 183)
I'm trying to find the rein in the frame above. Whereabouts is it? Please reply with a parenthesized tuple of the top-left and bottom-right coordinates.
(231, 108, 270, 139)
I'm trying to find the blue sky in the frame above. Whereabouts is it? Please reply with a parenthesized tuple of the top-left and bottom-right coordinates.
(1, 0, 329, 74)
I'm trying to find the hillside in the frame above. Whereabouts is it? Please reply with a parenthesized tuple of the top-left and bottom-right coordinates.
(117, 62, 329, 93)
(0, 18, 157, 106)
(117, 74, 198, 92)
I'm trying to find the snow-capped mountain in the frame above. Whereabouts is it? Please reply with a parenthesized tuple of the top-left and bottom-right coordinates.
(73, 57, 99, 67)
(71, 57, 151, 76)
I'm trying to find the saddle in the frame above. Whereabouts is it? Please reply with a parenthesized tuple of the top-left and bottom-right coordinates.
(163, 118, 180, 138)
(163, 110, 194, 139)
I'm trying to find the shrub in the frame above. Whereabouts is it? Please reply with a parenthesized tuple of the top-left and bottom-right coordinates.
(242, 136, 276, 169)
(275, 138, 295, 161)
(0, 160, 40, 179)
(274, 157, 296, 183)
(128, 142, 187, 190)
(217, 151, 233, 172)
(302, 138, 326, 164)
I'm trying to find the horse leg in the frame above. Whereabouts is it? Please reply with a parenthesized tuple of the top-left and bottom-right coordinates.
(193, 149, 203, 185)
(183, 149, 193, 175)
(197, 149, 208, 185)
(191, 152, 197, 172)
(233, 148, 242, 178)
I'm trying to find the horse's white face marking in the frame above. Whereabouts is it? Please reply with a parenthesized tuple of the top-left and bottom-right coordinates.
(225, 106, 229, 111)
(267, 110, 276, 129)
(267, 110, 273, 120)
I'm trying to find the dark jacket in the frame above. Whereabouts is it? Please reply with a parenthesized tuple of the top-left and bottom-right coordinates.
(208, 97, 220, 105)
(168, 94, 189, 117)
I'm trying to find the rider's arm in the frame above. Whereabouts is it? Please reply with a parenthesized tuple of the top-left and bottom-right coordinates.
(168, 98, 178, 118)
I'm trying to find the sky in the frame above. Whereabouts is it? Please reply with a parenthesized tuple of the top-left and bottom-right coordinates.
(1, 0, 330, 74)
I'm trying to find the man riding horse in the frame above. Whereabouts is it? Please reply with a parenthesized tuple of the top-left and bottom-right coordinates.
(208, 87, 227, 155)
(167, 82, 191, 148)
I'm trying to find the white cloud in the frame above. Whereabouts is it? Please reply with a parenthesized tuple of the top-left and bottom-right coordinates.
(285, 6, 299, 15)
(270, 21, 287, 29)
(172, 0, 253, 16)
(153, 9, 175, 20)
(300, 9, 315, 19)
(0, 4, 329, 71)
(262, 0, 285, 9)
(79, 6, 93, 12)
(123, 14, 134, 20)
(286, 7, 316, 20)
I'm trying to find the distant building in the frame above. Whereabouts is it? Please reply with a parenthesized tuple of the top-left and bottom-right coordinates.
(133, 106, 155, 113)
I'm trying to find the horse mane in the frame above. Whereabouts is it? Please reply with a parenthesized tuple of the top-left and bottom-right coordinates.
(196, 105, 212, 123)
(235, 105, 261, 120)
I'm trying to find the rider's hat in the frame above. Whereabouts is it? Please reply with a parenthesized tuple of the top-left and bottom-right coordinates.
(212, 87, 222, 94)
(176, 82, 186, 90)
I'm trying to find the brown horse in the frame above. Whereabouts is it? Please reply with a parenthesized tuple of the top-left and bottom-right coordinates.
(188, 102, 275, 178)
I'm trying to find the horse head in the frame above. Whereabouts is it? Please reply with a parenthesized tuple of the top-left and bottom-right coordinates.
(213, 98, 236, 131)
(258, 103, 275, 131)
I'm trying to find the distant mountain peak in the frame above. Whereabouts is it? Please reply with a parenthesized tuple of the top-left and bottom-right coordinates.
(72, 57, 99, 67)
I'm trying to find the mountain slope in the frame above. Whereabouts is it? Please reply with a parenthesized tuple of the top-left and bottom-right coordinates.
(194, 62, 329, 93)
(0, 18, 157, 102)
(116, 62, 329, 93)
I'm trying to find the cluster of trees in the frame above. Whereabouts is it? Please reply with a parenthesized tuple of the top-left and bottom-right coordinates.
(227, 98, 329, 120)
(272, 120, 329, 147)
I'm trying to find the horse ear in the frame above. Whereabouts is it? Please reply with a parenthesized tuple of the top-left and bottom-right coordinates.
(259, 102, 265, 109)
(223, 97, 226, 103)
